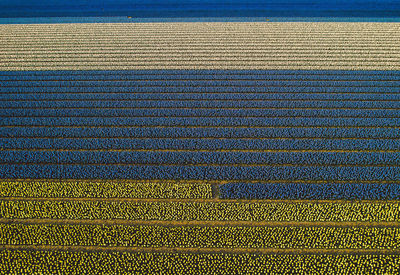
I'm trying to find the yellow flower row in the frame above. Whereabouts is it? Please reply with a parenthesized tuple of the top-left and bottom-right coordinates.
(1, 250, 399, 274)
(2, 223, 400, 249)
(1, 200, 399, 221)
(0, 180, 212, 199)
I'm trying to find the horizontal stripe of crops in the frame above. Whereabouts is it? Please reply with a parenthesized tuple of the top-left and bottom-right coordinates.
(219, 183, 400, 200)
(2, 200, 400, 221)
(3, 109, 400, 118)
(3, 80, 400, 87)
(4, 92, 400, 100)
(2, 73, 400, 81)
(4, 100, 400, 109)
(2, 23, 400, 71)
(3, 117, 400, 127)
(3, 127, 400, 138)
(2, 251, 400, 274)
(0, 180, 212, 198)
(2, 165, 400, 180)
(2, 223, 400, 249)
(2, 138, 400, 150)
(2, 151, 400, 165)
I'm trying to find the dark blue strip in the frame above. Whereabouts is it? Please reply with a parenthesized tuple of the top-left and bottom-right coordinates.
(3, 92, 399, 101)
(0, 17, 266, 24)
(1, 138, 400, 151)
(1, 165, 400, 180)
(2, 117, 399, 127)
(2, 17, 400, 24)
(219, 183, 400, 200)
(1, 0, 400, 19)
(1, 127, 399, 139)
(3, 100, 400, 109)
(1, 151, 400, 165)
(3, 87, 400, 95)
(1, 108, 399, 118)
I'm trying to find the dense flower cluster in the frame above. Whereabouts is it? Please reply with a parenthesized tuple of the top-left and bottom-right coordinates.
(0, 180, 211, 199)
(2, 116, 399, 127)
(1, 250, 399, 274)
(220, 182, 400, 200)
(2, 151, 400, 166)
(2, 164, 400, 180)
(5, 97, 399, 109)
(2, 223, 400, 249)
(1, 137, 400, 151)
(3, 127, 399, 139)
(3, 76, 400, 88)
(3, 108, 400, 118)
(1, 201, 399, 222)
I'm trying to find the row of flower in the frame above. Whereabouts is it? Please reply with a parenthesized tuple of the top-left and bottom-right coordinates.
(4, 76, 400, 86)
(1, 137, 399, 151)
(4, 97, 398, 109)
(2, 117, 399, 127)
(2, 223, 400, 249)
(0, 180, 211, 199)
(2, 164, 400, 180)
(2, 151, 400, 165)
(3, 84, 399, 97)
(3, 108, 400, 118)
(219, 183, 400, 200)
(1, 250, 399, 274)
(2, 68, 397, 78)
(2, 127, 399, 138)
(1, 201, 399, 221)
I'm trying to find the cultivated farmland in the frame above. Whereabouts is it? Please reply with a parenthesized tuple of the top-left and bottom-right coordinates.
(1, 22, 400, 273)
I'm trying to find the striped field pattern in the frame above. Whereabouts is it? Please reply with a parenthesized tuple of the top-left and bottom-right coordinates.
(1, 22, 400, 273)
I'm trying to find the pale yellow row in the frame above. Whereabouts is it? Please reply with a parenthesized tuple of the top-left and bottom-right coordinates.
(1, 22, 399, 70)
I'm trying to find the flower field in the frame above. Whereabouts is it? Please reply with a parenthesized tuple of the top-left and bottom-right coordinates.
(2, 251, 400, 274)
(3, 223, 400, 249)
(2, 199, 400, 221)
(1, 22, 400, 273)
